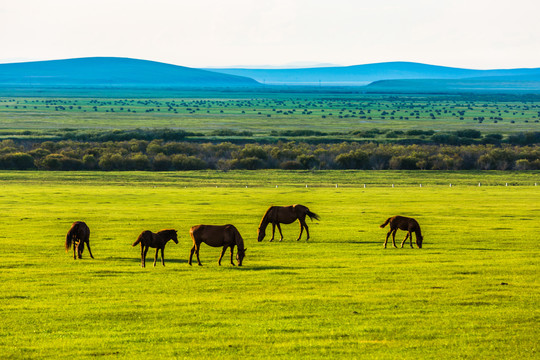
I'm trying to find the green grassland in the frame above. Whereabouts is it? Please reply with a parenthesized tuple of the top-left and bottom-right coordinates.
(0, 94, 539, 141)
(0, 171, 538, 359)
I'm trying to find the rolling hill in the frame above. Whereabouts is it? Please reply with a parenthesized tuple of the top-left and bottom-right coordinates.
(206, 62, 540, 87)
(0, 57, 260, 88)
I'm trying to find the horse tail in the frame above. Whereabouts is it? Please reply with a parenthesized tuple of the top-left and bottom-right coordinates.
(306, 209, 320, 222)
(65, 224, 76, 252)
(65, 232, 73, 252)
(132, 232, 146, 247)
(380, 217, 391, 228)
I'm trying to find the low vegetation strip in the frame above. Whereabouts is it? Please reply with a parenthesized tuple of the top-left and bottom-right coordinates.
(0, 138, 538, 171)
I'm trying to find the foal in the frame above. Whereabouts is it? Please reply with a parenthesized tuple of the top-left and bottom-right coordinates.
(380, 216, 423, 249)
(132, 229, 178, 267)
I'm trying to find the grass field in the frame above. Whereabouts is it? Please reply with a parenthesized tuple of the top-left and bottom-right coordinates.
(0, 170, 538, 359)
(1, 95, 538, 140)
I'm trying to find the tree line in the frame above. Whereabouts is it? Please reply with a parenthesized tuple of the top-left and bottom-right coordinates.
(0, 138, 538, 171)
(3, 128, 540, 145)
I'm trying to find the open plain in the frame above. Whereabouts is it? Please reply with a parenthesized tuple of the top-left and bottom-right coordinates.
(0, 170, 538, 359)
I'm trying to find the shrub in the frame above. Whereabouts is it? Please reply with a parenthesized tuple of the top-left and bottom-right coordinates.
(335, 150, 369, 169)
(171, 154, 208, 170)
(0, 152, 35, 169)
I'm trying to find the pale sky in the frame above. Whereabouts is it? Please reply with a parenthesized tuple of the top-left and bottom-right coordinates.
(1, 0, 539, 69)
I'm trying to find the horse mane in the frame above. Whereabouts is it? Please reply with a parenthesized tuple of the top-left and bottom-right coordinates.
(232, 226, 245, 252)
(258, 206, 274, 230)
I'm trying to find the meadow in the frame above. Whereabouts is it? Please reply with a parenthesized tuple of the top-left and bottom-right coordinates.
(1, 93, 539, 141)
(0, 170, 538, 359)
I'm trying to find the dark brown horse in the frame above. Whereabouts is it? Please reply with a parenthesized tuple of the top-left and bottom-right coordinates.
(257, 204, 320, 242)
(65, 221, 94, 260)
(380, 216, 423, 249)
(132, 229, 178, 267)
(189, 224, 246, 266)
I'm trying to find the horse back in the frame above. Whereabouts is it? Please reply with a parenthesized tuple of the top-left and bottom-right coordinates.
(190, 224, 235, 247)
(70, 221, 89, 240)
(391, 216, 420, 231)
(273, 205, 300, 224)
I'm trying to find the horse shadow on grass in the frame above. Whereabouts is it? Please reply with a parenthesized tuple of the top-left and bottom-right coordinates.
(105, 256, 189, 265)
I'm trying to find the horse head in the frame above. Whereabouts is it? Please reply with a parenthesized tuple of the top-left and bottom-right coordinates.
(257, 227, 265, 242)
(171, 230, 179, 244)
(236, 248, 247, 266)
(416, 235, 423, 249)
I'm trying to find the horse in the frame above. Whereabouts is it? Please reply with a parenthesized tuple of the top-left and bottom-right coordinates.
(380, 216, 423, 249)
(257, 204, 320, 242)
(132, 229, 178, 267)
(65, 221, 94, 260)
(189, 224, 247, 266)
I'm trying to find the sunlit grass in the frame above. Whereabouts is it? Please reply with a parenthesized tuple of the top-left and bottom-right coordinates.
(0, 171, 538, 359)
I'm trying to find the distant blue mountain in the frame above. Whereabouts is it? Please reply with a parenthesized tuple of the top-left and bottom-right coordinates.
(367, 76, 540, 93)
(0, 57, 259, 88)
(206, 62, 540, 86)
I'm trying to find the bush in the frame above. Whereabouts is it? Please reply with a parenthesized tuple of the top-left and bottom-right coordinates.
(280, 160, 303, 170)
(335, 150, 369, 169)
(41, 154, 83, 170)
(153, 153, 172, 171)
(456, 129, 482, 138)
(171, 154, 208, 170)
(0, 152, 35, 169)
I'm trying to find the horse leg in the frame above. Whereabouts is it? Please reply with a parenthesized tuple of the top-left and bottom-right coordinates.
(73, 241, 77, 259)
(270, 223, 275, 242)
(143, 246, 149, 267)
(276, 223, 284, 242)
(153, 248, 159, 267)
(384, 231, 391, 248)
(218, 246, 227, 266)
(230, 246, 236, 266)
(161, 247, 165, 266)
(189, 244, 196, 266)
(195, 244, 202, 266)
(400, 232, 410, 248)
(391, 230, 398, 248)
(409, 232, 414, 248)
(303, 220, 310, 241)
(85, 240, 94, 259)
(296, 220, 304, 241)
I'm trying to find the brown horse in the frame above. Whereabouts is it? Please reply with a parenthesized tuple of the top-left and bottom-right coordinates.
(189, 224, 246, 266)
(257, 204, 320, 242)
(65, 221, 94, 260)
(132, 229, 178, 267)
(380, 216, 423, 249)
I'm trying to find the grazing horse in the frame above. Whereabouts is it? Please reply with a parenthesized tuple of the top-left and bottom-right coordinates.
(257, 204, 320, 242)
(189, 224, 247, 266)
(65, 221, 94, 260)
(132, 229, 178, 267)
(380, 216, 423, 249)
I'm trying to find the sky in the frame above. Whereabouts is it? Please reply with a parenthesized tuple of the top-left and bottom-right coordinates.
(1, 0, 539, 69)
